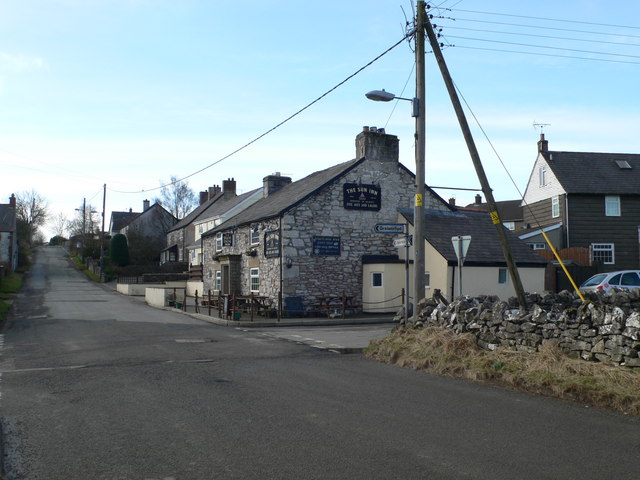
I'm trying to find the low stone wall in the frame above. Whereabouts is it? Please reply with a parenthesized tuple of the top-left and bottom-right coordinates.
(145, 287, 185, 308)
(405, 289, 640, 368)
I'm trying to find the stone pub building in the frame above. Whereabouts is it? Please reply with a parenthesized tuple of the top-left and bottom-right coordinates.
(200, 127, 450, 315)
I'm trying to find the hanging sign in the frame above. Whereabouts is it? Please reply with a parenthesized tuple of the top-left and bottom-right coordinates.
(264, 230, 281, 258)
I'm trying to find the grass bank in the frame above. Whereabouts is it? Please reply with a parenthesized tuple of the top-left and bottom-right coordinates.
(365, 326, 640, 417)
(0, 272, 24, 322)
(70, 255, 100, 282)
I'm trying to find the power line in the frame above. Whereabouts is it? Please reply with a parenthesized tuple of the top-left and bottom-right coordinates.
(444, 35, 640, 60)
(449, 7, 640, 31)
(448, 44, 640, 65)
(109, 33, 411, 195)
(442, 25, 640, 48)
(434, 15, 640, 40)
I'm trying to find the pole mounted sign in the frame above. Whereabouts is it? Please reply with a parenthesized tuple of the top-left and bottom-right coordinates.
(393, 235, 413, 248)
(451, 235, 471, 266)
(374, 223, 405, 234)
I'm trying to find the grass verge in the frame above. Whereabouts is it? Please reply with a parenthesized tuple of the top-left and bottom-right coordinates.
(364, 326, 640, 416)
(0, 272, 24, 322)
(70, 255, 100, 282)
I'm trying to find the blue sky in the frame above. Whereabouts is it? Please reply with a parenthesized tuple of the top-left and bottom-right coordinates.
(2, 0, 640, 237)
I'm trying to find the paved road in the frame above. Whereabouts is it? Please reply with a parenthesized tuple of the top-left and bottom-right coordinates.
(1, 246, 639, 479)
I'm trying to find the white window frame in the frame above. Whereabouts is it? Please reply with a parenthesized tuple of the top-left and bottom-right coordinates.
(605, 195, 621, 217)
(528, 243, 546, 250)
(215, 233, 223, 252)
(215, 270, 221, 291)
(371, 272, 383, 288)
(591, 243, 615, 265)
(250, 225, 260, 245)
(498, 268, 508, 284)
(551, 196, 560, 218)
(250, 268, 259, 293)
(503, 221, 515, 231)
(539, 166, 547, 186)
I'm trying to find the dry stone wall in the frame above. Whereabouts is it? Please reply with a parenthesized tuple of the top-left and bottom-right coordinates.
(405, 289, 640, 367)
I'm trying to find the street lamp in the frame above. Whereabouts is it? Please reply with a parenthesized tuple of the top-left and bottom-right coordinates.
(365, 90, 420, 118)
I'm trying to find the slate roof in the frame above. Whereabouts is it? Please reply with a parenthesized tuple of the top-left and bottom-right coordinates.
(110, 211, 140, 233)
(204, 158, 452, 237)
(0, 204, 16, 232)
(463, 200, 523, 221)
(203, 159, 362, 236)
(168, 188, 262, 233)
(400, 208, 547, 267)
(542, 151, 640, 195)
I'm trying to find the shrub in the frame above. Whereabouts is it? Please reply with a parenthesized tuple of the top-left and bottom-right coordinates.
(110, 234, 130, 267)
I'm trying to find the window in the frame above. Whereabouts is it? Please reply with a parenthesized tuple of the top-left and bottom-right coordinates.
(620, 272, 640, 287)
(498, 268, 508, 284)
(198, 224, 203, 234)
(605, 196, 621, 216)
(250, 268, 259, 292)
(372, 272, 383, 288)
(539, 166, 547, 186)
(528, 243, 546, 250)
(250, 225, 260, 245)
(215, 270, 221, 291)
(503, 221, 515, 231)
(425, 272, 430, 289)
(551, 196, 560, 218)
(591, 243, 615, 264)
(215, 233, 223, 251)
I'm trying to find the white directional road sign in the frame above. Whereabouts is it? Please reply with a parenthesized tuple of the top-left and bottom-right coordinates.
(374, 223, 405, 234)
(393, 235, 413, 248)
(451, 235, 471, 265)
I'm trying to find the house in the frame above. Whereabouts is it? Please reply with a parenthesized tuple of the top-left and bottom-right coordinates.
(120, 200, 177, 264)
(200, 126, 452, 315)
(373, 208, 547, 303)
(162, 179, 240, 264)
(186, 187, 262, 267)
(463, 195, 524, 232)
(108, 209, 140, 235)
(0, 194, 18, 273)
(519, 134, 640, 271)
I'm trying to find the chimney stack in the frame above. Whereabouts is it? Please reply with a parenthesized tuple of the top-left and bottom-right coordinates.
(475, 194, 482, 205)
(263, 172, 292, 197)
(448, 197, 456, 206)
(143, 199, 150, 211)
(222, 178, 236, 199)
(9, 194, 16, 207)
(356, 126, 399, 163)
(538, 133, 549, 153)
(209, 185, 221, 200)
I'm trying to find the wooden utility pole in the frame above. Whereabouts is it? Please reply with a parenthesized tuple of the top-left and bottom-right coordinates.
(100, 184, 106, 280)
(424, 16, 528, 309)
(413, 1, 427, 322)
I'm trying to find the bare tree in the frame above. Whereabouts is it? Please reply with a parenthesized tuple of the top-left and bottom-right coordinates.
(154, 176, 196, 220)
(49, 212, 69, 238)
(16, 190, 49, 246)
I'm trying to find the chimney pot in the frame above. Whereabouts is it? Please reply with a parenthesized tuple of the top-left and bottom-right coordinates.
(475, 194, 482, 204)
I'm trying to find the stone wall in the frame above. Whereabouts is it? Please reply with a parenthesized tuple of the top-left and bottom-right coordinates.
(408, 289, 640, 367)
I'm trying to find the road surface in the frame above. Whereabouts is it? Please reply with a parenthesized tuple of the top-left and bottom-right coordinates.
(1, 246, 638, 479)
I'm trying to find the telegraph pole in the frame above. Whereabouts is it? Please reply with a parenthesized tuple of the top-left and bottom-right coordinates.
(100, 184, 106, 280)
(424, 16, 527, 309)
(413, 1, 427, 322)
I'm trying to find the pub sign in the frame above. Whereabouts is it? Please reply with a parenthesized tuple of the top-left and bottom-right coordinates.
(264, 230, 281, 258)
(222, 232, 234, 247)
(343, 183, 381, 211)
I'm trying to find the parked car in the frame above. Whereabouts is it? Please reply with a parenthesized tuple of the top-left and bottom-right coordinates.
(579, 270, 640, 293)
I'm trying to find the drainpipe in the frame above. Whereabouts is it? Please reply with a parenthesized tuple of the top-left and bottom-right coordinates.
(564, 194, 570, 248)
(278, 217, 283, 322)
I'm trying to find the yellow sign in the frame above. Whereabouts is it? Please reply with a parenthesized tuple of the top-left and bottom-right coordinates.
(415, 194, 423, 207)
(490, 211, 500, 224)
